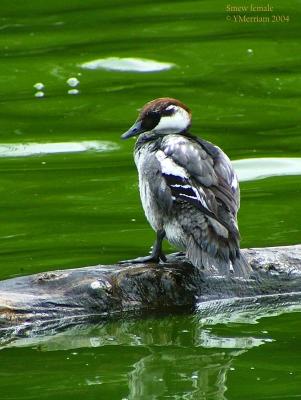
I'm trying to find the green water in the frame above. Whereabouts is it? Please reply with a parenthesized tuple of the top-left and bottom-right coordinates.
(1, 0, 301, 398)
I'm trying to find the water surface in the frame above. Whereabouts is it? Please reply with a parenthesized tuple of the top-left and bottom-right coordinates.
(0, 0, 301, 398)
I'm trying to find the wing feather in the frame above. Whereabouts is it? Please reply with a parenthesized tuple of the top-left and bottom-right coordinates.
(160, 135, 240, 229)
(155, 149, 216, 218)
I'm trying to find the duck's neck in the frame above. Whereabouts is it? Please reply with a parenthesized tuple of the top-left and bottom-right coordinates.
(135, 130, 192, 150)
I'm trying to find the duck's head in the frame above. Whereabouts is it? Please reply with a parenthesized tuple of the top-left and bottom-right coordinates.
(121, 97, 191, 139)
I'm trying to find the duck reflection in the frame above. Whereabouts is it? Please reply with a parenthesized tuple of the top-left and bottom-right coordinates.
(0, 306, 279, 400)
(2, 293, 301, 399)
(128, 347, 239, 400)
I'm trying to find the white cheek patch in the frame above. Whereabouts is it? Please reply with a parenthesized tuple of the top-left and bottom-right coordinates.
(154, 107, 190, 134)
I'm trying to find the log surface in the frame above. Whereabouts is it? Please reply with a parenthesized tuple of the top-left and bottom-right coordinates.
(1, 245, 301, 331)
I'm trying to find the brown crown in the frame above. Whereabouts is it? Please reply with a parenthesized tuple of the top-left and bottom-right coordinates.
(139, 97, 191, 119)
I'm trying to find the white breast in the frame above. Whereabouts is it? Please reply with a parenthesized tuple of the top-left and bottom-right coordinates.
(135, 146, 164, 232)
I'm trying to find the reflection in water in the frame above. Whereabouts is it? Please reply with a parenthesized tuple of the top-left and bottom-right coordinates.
(1, 316, 243, 399)
(196, 329, 272, 349)
(196, 292, 301, 326)
(0, 320, 244, 399)
(0, 315, 268, 352)
(2, 293, 301, 399)
(80, 57, 175, 72)
(0, 298, 286, 400)
(0, 141, 119, 157)
(233, 157, 301, 182)
(128, 348, 239, 400)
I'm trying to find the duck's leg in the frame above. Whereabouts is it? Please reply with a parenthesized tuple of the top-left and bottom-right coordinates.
(120, 230, 166, 264)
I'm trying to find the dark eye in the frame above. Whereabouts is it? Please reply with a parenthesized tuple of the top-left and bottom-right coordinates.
(141, 111, 161, 131)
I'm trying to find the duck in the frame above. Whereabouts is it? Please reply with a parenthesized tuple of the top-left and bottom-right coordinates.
(121, 97, 251, 277)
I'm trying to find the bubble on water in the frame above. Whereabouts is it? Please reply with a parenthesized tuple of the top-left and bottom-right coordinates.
(34, 91, 44, 98)
(33, 82, 44, 90)
(68, 89, 79, 95)
(67, 77, 80, 87)
(80, 57, 174, 72)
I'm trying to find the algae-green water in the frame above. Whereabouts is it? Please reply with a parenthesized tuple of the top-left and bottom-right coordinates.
(1, 0, 301, 398)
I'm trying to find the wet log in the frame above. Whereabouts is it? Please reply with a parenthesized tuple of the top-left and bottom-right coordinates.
(0, 245, 301, 332)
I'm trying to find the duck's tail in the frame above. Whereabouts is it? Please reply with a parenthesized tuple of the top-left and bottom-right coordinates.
(186, 236, 252, 278)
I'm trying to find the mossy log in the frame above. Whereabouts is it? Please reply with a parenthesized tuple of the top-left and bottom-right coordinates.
(0, 245, 301, 332)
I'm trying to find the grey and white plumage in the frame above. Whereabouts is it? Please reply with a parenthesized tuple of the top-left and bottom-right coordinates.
(121, 97, 251, 277)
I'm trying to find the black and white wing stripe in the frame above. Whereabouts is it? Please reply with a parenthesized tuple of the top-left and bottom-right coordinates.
(155, 149, 216, 218)
(159, 135, 240, 220)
